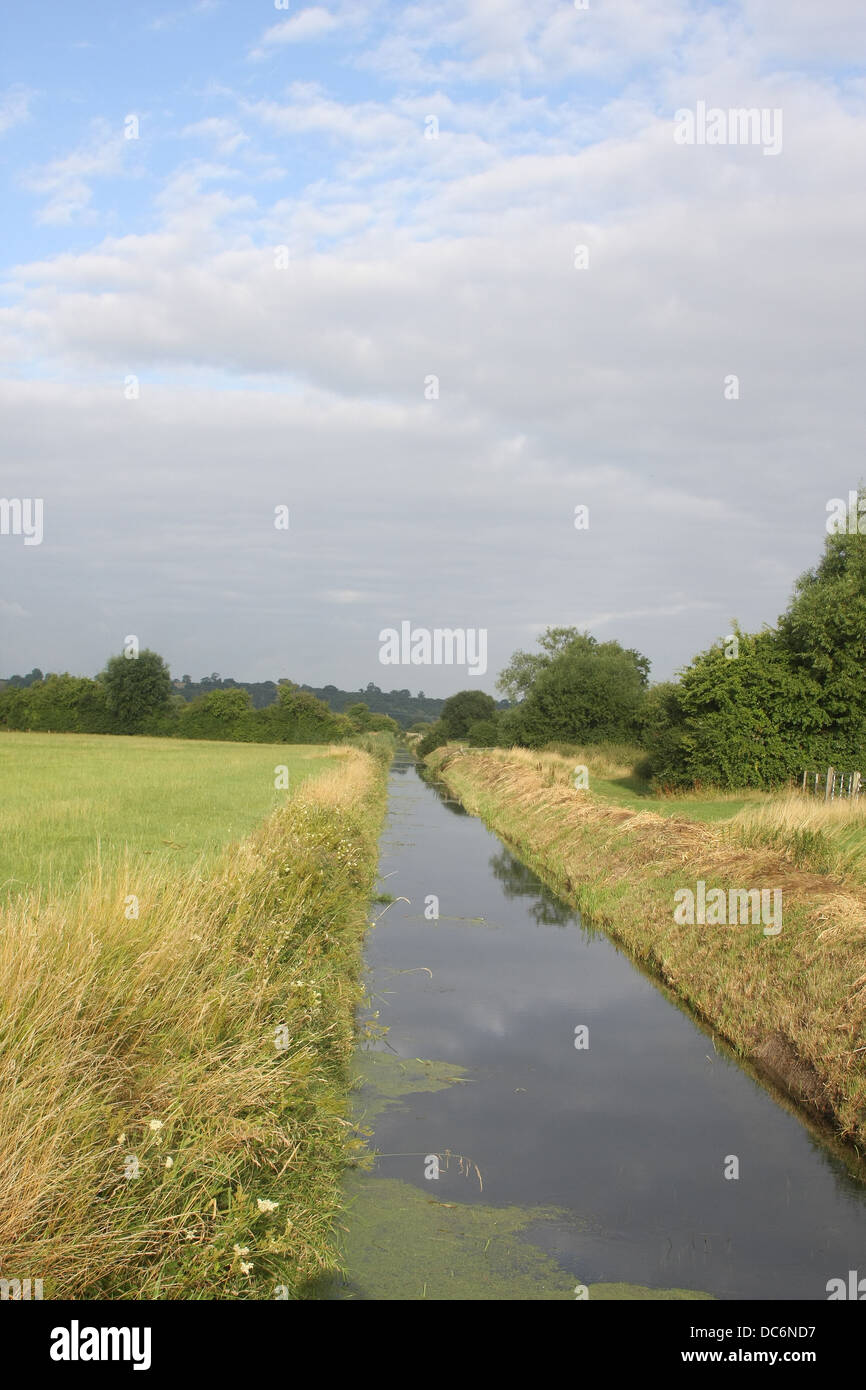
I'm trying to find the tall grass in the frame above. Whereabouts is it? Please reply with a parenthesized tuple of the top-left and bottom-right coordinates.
(0, 746, 387, 1299)
(727, 793, 866, 882)
(473, 743, 643, 786)
(534, 741, 645, 780)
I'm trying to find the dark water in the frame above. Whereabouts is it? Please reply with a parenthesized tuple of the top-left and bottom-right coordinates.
(339, 753, 866, 1300)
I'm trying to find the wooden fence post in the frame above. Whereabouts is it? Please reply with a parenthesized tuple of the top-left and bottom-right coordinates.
(825, 766, 835, 802)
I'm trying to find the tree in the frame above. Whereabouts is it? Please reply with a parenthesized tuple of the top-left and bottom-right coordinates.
(466, 717, 501, 747)
(7, 668, 43, 688)
(497, 627, 650, 703)
(416, 719, 449, 757)
(634, 681, 685, 779)
(496, 627, 584, 702)
(778, 508, 866, 743)
(100, 649, 173, 732)
(647, 627, 828, 789)
(177, 687, 253, 740)
(344, 701, 374, 728)
(649, 501, 866, 788)
(512, 641, 647, 747)
(441, 689, 497, 738)
(263, 684, 351, 742)
(13, 674, 113, 733)
(344, 702, 400, 736)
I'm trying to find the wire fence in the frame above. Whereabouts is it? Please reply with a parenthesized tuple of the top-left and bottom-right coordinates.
(801, 767, 863, 800)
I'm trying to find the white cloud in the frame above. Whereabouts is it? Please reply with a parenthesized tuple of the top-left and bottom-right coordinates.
(250, 7, 340, 58)
(244, 85, 412, 147)
(182, 117, 249, 155)
(22, 122, 131, 225)
(0, 85, 34, 137)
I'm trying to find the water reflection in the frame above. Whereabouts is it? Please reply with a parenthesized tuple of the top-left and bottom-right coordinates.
(488, 849, 575, 927)
(338, 756, 866, 1301)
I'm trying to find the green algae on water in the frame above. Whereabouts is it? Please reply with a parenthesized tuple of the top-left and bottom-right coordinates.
(351, 1050, 470, 1124)
(337, 1177, 713, 1301)
(344, 1052, 712, 1300)
(337, 1176, 575, 1300)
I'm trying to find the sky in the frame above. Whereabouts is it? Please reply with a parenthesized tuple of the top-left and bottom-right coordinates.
(1, 0, 865, 696)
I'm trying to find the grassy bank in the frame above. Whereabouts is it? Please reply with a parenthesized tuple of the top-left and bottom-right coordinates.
(0, 744, 389, 1298)
(529, 741, 866, 876)
(426, 746, 866, 1146)
(0, 732, 340, 900)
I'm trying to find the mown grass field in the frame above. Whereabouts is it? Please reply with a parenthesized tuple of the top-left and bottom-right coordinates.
(0, 732, 335, 900)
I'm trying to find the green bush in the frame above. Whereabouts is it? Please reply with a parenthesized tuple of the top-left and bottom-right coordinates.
(416, 719, 450, 758)
(440, 690, 497, 738)
(258, 685, 353, 744)
(466, 718, 501, 747)
(0, 675, 115, 734)
(647, 627, 846, 790)
(176, 688, 254, 741)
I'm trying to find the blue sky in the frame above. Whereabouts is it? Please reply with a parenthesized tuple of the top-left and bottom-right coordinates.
(2, 0, 865, 692)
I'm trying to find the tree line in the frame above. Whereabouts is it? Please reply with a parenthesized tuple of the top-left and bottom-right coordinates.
(417, 504, 866, 790)
(0, 670, 459, 730)
(0, 655, 401, 745)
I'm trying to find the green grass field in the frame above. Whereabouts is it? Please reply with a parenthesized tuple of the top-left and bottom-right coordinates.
(585, 772, 760, 822)
(0, 731, 335, 899)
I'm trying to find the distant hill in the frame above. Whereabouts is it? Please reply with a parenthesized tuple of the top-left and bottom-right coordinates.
(172, 677, 449, 726)
(302, 683, 454, 728)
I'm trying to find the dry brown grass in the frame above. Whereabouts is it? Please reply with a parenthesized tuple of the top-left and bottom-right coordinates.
(480, 744, 638, 783)
(727, 792, 866, 882)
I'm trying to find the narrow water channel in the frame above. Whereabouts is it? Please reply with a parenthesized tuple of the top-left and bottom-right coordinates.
(333, 752, 866, 1300)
